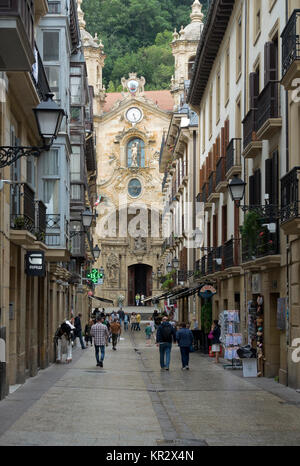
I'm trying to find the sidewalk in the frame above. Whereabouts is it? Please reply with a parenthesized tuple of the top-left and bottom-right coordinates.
(0, 327, 300, 446)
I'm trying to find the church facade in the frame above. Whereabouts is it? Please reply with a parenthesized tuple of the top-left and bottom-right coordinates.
(92, 74, 173, 305)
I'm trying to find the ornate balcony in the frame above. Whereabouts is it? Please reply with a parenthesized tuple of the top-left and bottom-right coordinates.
(242, 222, 280, 268)
(10, 183, 46, 245)
(281, 10, 300, 90)
(242, 108, 263, 159)
(281, 167, 300, 235)
(256, 81, 281, 140)
(224, 239, 240, 273)
(31, 45, 51, 101)
(0, 0, 35, 71)
(215, 157, 227, 193)
(225, 138, 242, 180)
(207, 171, 220, 203)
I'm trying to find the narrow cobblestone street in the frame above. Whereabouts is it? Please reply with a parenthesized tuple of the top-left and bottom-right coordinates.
(1, 323, 300, 447)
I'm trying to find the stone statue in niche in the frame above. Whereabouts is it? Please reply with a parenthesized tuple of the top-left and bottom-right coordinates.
(131, 142, 138, 167)
(106, 253, 120, 281)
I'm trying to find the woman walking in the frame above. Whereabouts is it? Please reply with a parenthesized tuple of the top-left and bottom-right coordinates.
(211, 320, 221, 364)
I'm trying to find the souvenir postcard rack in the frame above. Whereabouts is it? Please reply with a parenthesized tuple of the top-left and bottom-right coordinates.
(220, 311, 243, 370)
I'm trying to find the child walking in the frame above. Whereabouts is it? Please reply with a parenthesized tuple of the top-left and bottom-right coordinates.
(145, 322, 153, 346)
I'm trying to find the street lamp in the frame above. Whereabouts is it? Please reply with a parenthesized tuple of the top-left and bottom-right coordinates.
(167, 262, 173, 273)
(228, 175, 246, 204)
(0, 93, 65, 168)
(81, 208, 94, 229)
(93, 245, 101, 259)
(172, 257, 180, 270)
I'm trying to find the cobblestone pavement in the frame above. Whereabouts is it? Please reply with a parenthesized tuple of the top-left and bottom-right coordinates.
(0, 325, 300, 446)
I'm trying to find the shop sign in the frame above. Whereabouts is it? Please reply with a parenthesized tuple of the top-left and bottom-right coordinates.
(199, 284, 217, 299)
(25, 251, 46, 277)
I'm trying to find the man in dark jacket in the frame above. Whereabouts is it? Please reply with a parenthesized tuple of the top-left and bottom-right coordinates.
(156, 317, 177, 371)
(176, 323, 194, 370)
(74, 313, 86, 349)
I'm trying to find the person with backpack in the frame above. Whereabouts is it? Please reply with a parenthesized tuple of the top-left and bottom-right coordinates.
(156, 317, 177, 371)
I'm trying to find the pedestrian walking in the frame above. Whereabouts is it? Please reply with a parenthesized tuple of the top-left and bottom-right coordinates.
(91, 316, 109, 367)
(136, 312, 141, 331)
(111, 310, 118, 321)
(103, 315, 111, 345)
(84, 319, 94, 347)
(124, 313, 129, 331)
(156, 317, 176, 371)
(110, 319, 121, 351)
(141, 294, 145, 305)
(118, 308, 125, 327)
(130, 312, 136, 331)
(211, 320, 221, 364)
(153, 310, 160, 329)
(145, 322, 153, 346)
(74, 313, 86, 349)
(176, 323, 194, 370)
(149, 317, 156, 344)
(135, 293, 140, 306)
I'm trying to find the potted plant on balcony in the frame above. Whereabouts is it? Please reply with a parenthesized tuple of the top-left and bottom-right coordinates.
(241, 211, 261, 260)
(194, 270, 202, 280)
(13, 216, 25, 230)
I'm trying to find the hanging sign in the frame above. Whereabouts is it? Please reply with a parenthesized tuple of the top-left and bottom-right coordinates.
(25, 251, 46, 277)
(199, 284, 217, 299)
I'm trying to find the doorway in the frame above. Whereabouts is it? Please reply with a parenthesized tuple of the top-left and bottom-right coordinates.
(128, 264, 153, 306)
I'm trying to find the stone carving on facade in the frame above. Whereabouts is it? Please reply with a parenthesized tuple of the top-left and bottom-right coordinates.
(106, 253, 120, 282)
(133, 235, 147, 253)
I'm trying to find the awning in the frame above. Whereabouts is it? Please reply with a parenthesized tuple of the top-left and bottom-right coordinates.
(89, 296, 114, 304)
(171, 285, 202, 300)
(143, 287, 189, 303)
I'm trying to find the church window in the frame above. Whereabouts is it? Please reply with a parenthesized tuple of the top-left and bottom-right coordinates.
(188, 56, 196, 81)
(128, 179, 142, 198)
(127, 138, 145, 168)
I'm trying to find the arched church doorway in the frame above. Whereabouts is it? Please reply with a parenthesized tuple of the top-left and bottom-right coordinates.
(128, 264, 153, 306)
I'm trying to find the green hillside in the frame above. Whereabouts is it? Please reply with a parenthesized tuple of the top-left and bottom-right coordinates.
(81, 0, 209, 90)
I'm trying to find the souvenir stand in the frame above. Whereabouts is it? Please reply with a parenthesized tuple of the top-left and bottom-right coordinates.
(220, 310, 243, 370)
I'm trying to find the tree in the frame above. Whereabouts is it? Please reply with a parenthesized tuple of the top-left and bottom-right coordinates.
(82, 0, 209, 89)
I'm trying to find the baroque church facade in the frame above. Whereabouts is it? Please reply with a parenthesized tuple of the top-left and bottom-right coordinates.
(78, 0, 202, 306)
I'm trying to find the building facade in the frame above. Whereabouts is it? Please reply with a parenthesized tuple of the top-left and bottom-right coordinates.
(159, 0, 203, 322)
(188, 0, 300, 388)
(0, 0, 97, 400)
(90, 73, 174, 306)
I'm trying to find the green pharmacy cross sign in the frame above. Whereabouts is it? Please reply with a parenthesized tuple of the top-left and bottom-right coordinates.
(87, 269, 104, 285)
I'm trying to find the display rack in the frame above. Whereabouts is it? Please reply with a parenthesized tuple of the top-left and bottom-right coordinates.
(220, 310, 243, 370)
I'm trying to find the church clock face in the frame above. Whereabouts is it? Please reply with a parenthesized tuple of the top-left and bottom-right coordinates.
(126, 107, 143, 124)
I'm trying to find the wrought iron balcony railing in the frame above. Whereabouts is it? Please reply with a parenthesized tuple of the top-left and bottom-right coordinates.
(226, 138, 242, 175)
(243, 108, 257, 150)
(10, 183, 46, 242)
(208, 172, 216, 197)
(282, 9, 300, 78)
(31, 45, 51, 101)
(281, 166, 300, 223)
(242, 222, 279, 263)
(216, 157, 225, 187)
(224, 239, 235, 269)
(256, 81, 280, 131)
